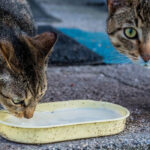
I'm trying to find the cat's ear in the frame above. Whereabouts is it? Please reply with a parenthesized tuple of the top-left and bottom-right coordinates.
(107, 0, 127, 15)
(23, 32, 57, 63)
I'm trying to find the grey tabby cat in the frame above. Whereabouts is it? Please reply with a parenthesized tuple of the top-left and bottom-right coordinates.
(107, 0, 150, 63)
(0, 0, 57, 118)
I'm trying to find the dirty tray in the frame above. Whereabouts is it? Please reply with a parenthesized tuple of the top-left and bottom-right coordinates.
(0, 100, 130, 144)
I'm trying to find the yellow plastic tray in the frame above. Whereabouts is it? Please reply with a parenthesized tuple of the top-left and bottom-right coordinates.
(0, 100, 130, 144)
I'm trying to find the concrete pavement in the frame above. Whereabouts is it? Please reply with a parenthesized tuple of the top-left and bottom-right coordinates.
(0, 65, 150, 149)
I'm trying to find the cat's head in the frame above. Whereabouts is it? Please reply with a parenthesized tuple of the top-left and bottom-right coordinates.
(0, 32, 57, 118)
(107, 0, 150, 63)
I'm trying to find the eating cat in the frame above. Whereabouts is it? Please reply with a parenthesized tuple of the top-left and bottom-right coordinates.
(0, 0, 57, 118)
(107, 0, 150, 63)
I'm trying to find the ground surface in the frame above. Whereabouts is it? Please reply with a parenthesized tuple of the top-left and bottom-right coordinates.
(0, 65, 150, 150)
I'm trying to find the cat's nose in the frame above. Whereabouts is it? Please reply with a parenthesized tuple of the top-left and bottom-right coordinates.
(139, 41, 150, 62)
(24, 106, 36, 119)
(141, 54, 150, 62)
(23, 101, 37, 119)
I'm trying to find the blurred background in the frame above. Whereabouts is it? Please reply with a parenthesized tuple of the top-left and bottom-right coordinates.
(28, 0, 131, 65)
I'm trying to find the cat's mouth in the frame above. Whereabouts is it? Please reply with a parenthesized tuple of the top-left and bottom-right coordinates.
(13, 103, 36, 119)
(14, 108, 35, 119)
(134, 56, 150, 68)
(13, 99, 37, 119)
(0, 93, 36, 119)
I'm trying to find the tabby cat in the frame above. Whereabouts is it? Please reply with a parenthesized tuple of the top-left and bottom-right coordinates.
(107, 0, 150, 63)
(0, 0, 57, 118)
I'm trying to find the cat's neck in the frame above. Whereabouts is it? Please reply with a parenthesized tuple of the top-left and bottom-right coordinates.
(0, 22, 21, 41)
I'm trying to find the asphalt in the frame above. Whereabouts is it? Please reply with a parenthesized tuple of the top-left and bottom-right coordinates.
(0, 65, 150, 150)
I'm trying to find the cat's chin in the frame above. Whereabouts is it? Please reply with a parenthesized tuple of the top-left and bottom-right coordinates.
(132, 57, 150, 69)
(134, 62, 150, 69)
(13, 109, 35, 119)
(14, 112, 25, 118)
(134, 63, 150, 69)
(143, 65, 150, 69)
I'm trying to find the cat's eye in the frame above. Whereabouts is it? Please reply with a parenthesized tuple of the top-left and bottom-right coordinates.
(124, 28, 138, 39)
(12, 99, 24, 105)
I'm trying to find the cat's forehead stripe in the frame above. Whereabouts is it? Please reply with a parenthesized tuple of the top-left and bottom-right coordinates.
(107, 28, 122, 35)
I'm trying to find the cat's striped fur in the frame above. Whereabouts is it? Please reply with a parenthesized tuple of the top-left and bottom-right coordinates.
(107, 0, 150, 62)
(0, 0, 57, 118)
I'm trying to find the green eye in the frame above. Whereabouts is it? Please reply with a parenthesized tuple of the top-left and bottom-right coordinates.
(13, 99, 24, 105)
(124, 28, 137, 39)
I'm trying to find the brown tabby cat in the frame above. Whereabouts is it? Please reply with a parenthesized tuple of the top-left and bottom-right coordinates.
(0, 0, 57, 118)
(107, 0, 150, 63)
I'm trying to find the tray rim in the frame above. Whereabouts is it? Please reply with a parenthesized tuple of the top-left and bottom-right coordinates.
(0, 100, 130, 129)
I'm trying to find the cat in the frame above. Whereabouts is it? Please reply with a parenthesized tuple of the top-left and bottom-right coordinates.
(107, 0, 150, 63)
(0, 0, 57, 118)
